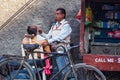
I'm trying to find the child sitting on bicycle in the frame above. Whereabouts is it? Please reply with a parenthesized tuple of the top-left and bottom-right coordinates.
(22, 25, 52, 76)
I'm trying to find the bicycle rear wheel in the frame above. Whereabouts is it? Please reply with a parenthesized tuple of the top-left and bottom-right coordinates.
(0, 57, 36, 80)
(64, 63, 106, 80)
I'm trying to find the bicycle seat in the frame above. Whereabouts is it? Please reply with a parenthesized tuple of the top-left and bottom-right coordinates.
(23, 44, 39, 51)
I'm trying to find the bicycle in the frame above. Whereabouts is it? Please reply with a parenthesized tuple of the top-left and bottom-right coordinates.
(0, 54, 36, 80)
(0, 42, 106, 80)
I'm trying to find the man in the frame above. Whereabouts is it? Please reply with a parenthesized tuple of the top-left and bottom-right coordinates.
(38, 8, 72, 79)
(38, 8, 72, 46)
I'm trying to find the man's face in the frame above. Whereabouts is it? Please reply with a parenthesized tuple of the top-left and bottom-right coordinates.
(55, 10, 64, 21)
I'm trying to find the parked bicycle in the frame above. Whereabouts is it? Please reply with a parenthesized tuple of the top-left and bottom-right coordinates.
(0, 42, 106, 80)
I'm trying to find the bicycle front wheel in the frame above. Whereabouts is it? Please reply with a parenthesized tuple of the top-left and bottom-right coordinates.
(0, 57, 36, 80)
(64, 63, 106, 80)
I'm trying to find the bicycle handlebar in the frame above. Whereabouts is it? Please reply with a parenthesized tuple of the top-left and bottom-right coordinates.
(23, 43, 80, 56)
(32, 44, 80, 55)
(52, 40, 71, 44)
(33, 51, 67, 56)
(68, 44, 80, 50)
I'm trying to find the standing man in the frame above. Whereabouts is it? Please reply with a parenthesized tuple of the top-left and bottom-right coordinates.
(39, 8, 72, 79)
(39, 8, 72, 46)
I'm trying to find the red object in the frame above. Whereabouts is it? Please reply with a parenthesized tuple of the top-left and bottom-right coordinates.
(113, 30, 120, 38)
(107, 32, 114, 38)
(83, 54, 120, 71)
(80, 0, 86, 54)
(44, 55, 51, 75)
(75, 9, 81, 20)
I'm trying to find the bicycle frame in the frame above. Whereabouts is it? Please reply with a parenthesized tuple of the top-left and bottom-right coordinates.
(31, 44, 80, 80)
(0, 44, 80, 80)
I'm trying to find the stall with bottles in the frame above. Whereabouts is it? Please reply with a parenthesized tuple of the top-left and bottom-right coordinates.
(80, 0, 120, 71)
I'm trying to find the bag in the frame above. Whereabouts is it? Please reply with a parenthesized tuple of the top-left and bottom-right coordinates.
(51, 42, 65, 51)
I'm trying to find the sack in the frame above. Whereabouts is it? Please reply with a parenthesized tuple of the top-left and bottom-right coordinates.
(51, 42, 65, 51)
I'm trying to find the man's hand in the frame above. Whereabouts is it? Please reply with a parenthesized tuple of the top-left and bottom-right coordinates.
(37, 27, 43, 34)
(41, 40, 49, 46)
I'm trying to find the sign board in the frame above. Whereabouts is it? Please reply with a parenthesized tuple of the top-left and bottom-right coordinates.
(83, 54, 120, 71)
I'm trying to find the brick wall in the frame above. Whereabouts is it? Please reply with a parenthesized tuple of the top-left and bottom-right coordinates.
(0, 0, 81, 57)
(0, 0, 29, 26)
